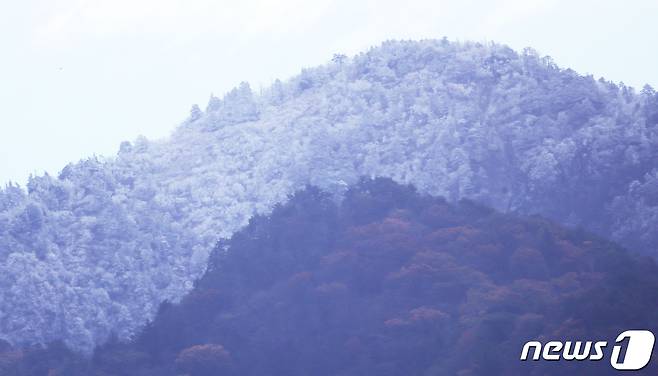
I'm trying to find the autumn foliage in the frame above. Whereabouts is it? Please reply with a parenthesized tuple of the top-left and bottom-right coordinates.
(3, 178, 658, 375)
(175, 344, 231, 375)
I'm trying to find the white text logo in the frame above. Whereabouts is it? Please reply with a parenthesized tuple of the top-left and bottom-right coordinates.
(520, 330, 655, 371)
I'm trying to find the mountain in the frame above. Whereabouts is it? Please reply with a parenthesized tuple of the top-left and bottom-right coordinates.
(1, 39, 657, 351)
(3, 178, 658, 375)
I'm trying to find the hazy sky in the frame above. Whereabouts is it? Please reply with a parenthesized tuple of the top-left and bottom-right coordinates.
(1, 0, 657, 185)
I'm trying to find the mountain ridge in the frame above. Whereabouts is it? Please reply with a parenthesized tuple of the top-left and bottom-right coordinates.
(3, 178, 658, 375)
(0, 38, 657, 351)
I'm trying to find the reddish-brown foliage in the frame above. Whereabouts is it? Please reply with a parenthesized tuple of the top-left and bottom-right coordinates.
(175, 344, 231, 375)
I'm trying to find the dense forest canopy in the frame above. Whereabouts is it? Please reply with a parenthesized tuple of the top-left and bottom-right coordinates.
(1, 38, 657, 351)
(2, 179, 658, 375)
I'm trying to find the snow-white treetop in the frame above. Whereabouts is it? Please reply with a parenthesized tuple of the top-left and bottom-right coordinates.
(0, 39, 656, 352)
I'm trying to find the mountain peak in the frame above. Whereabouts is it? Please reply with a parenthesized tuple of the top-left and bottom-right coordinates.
(1, 39, 656, 352)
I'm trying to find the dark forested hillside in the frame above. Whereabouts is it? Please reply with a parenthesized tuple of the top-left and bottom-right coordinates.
(4, 178, 657, 375)
(1, 38, 658, 351)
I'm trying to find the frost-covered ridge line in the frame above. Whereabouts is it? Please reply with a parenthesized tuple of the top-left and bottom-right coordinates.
(0, 39, 657, 352)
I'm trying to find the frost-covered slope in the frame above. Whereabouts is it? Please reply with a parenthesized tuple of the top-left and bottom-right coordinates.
(1, 39, 657, 351)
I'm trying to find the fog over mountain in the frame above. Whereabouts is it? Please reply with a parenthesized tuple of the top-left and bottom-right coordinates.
(1, 39, 657, 352)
